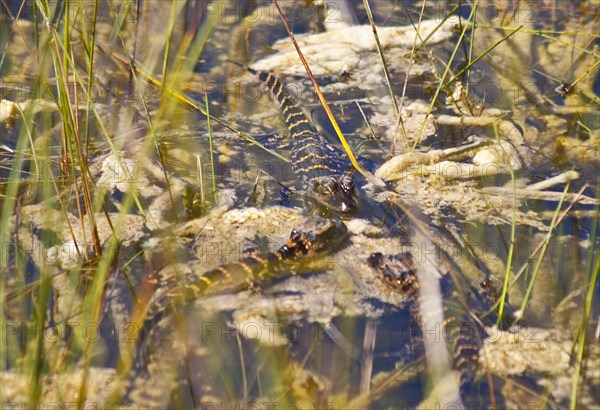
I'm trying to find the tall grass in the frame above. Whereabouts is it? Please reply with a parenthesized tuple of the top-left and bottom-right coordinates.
(0, 1, 598, 408)
(1, 0, 219, 406)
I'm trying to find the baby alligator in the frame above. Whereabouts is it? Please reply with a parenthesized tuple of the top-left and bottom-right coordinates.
(240, 64, 359, 214)
(134, 217, 349, 367)
(367, 252, 494, 397)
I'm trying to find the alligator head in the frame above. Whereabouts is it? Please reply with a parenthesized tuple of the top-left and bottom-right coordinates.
(308, 175, 359, 214)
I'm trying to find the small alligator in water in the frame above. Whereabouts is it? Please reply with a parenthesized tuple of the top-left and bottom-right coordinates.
(133, 217, 349, 370)
(367, 252, 499, 400)
(233, 63, 359, 214)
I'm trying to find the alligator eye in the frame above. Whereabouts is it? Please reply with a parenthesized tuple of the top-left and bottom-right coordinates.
(310, 181, 323, 194)
(367, 252, 384, 268)
(339, 176, 354, 193)
(314, 178, 336, 196)
(279, 245, 293, 258)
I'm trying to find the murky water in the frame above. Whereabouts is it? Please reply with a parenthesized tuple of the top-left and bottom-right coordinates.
(1, 1, 599, 409)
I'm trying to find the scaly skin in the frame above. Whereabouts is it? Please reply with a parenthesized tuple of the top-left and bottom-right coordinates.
(367, 252, 494, 395)
(134, 217, 349, 369)
(245, 66, 359, 214)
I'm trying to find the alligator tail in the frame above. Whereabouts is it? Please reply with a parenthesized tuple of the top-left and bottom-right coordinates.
(227, 60, 314, 137)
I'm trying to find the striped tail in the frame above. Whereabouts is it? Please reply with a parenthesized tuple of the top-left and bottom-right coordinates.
(133, 254, 277, 369)
(228, 60, 315, 139)
(443, 300, 481, 388)
(438, 275, 483, 390)
(133, 270, 217, 369)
